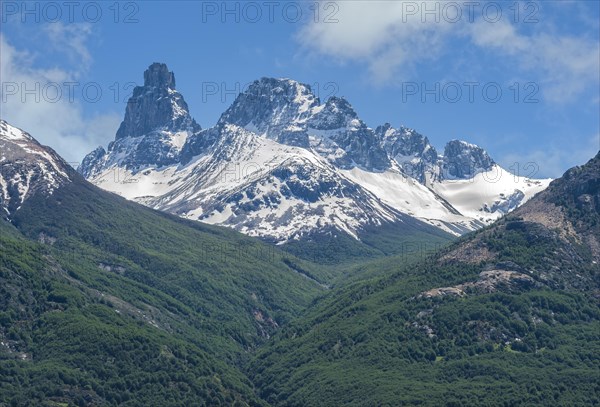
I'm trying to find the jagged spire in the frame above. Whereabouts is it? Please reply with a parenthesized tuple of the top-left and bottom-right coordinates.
(115, 63, 198, 140)
(144, 62, 176, 89)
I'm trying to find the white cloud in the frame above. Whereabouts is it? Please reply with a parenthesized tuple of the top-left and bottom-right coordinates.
(297, 1, 454, 83)
(0, 31, 120, 165)
(43, 23, 94, 72)
(469, 20, 600, 103)
(298, 1, 600, 102)
(498, 134, 599, 178)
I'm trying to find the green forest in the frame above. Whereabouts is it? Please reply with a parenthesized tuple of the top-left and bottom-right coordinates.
(1, 154, 599, 406)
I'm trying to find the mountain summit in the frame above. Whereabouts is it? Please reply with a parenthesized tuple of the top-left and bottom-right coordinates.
(218, 77, 319, 147)
(0, 120, 73, 217)
(80, 64, 200, 178)
(115, 62, 198, 140)
(79, 63, 551, 246)
(442, 139, 495, 179)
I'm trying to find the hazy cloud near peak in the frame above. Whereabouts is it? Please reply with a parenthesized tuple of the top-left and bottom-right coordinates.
(43, 23, 94, 73)
(0, 32, 120, 165)
(498, 133, 600, 179)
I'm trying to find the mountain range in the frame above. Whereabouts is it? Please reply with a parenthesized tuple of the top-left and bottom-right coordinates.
(1, 111, 598, 405)
(78, 63, 551, 251)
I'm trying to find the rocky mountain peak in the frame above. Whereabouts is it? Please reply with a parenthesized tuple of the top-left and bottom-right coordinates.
(79, 63, 201, 177)
(144, 62, 176, 89)
(115, 63, 199, 140)
(218, 77, 319, 147)
(375, 123, 393, 135)
(442, 139, 495, 179)
(307, 99, 389, 171)
(323, 96, 357, 117)
(220, 78, 318, 123)
(545, 151, 600, 215)
(376, 124, 439, 183)
(77, 66, 551, 242)
(377, 125, 435, 156)
(78, 146, 106, 178)
(308, 96, 358, 131)
(0, 120, 73, 217)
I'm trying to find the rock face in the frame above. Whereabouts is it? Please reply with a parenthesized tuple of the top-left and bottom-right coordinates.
(308, 97, 390, 171)
(79, 63, 200, 178)
(547, 153, 600, 213)
(484, 190, 526, 214)
(538, 152, 600, 263)
(419, 269, 535, 298)
(439, 151, 600, 291)
(376, 123, 439, 183)
(442, 140, 495, 179)
(78, 63, 553, 242)
(218, 78, 317, 147)
(217, 79, 389, 171)
(115, 63, 199, 140)
(0, 120, 73, 217)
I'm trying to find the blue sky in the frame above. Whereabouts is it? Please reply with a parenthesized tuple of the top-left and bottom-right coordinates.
(1, 0, 599, 177)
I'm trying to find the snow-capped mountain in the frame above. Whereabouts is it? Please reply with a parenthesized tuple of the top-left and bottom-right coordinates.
(375, 123, 439, 184)
(441, 140, 495, 180)
(79, 63, 551, 242)
(0, 120, 73, 217)
(79, 63, 200, 178)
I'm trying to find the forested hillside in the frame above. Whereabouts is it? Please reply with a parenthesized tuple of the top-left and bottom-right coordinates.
(250, 153, 600, 406)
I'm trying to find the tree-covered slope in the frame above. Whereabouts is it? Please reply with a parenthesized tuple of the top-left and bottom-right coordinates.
(10, 176, 331, 351)
(0, 129, 332, 405)
(0, 219, 269, 406)
(278, 219, 451, 266)
(250, 153, 600, 406)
